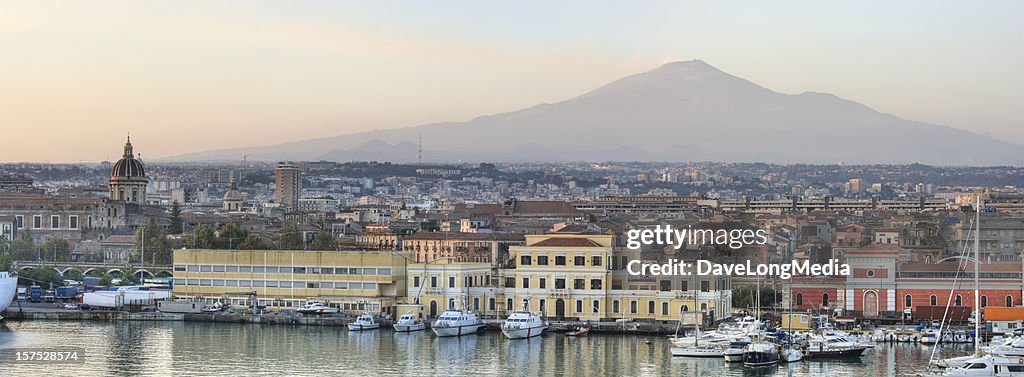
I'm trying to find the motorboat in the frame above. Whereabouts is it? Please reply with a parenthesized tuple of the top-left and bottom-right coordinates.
(781, 346, 803, 362)
(922, 329, 941, 344)
(671, 342, 729, 357)
(0, 271, 17, 320)
(393, 312, 426, 332)
(805, 334, 870, 358)
(565, 325, 590, 337)
(432, 310, 483, 337)
(297, 301, 339, 315)
(724, 341, 751, 362)
(347, 313, 380, 331)
(742, 342, 781, 367)
(941, 355, 1024, 376)
(502, 308, 548, 339)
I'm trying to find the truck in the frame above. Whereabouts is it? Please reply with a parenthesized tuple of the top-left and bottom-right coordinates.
(83, 277, 100, 288)
(29, 285, 42, 302)
(56, 286, 79, 300)
(17, 287, 27, 301)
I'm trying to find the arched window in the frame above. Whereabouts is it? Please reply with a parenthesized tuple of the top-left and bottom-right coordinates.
(955, 295, 963, 306)
(681, 305, 689, 312)
(796, 293, 803, 306)
(822, 293, 830, 307)
(1008, 296, 1014, 307)
(930, 295, 937, 306)
(905, 295, 913, 309)
(981, 296, 988, 308)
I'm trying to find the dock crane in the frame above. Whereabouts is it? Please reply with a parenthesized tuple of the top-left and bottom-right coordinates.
(225, 291, 259, 314)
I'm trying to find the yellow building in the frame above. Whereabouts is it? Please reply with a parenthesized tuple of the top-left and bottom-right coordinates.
(405, 258, 503, 318)
(172, 249, 409, 315)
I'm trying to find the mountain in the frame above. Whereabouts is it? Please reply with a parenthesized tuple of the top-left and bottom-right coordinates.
(163, 60, 1024, 165)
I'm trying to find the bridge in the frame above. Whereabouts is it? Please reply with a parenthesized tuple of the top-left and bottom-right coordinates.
(12, 261, 174, 279)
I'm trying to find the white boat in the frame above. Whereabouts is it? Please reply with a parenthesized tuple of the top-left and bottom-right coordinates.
(0, 271, 16, 320)
(81, 286, 171, 308)
(987, 337, 1024, 357)
(724, 341, 751, 362)
(393, 312, 426, 332)
(347, 313, 380, 331)
(940, 355, 1024, 376)
(501, 304, 548, 340)
(432, 310, 483, 337)
(922, 329, 941, 344)
(297, 301, 339, 315)
(671, 342, 729, 357)
(781, 347, 803, 362)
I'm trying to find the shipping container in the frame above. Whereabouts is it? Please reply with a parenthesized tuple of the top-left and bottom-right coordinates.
(56, 286, 79, 299)
(984, 307, 1024, 321)
(913, 305, 972, 322)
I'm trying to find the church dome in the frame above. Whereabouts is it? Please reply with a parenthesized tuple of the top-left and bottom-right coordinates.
(224, 181, 243, 201)
(111, 137, 146, 178)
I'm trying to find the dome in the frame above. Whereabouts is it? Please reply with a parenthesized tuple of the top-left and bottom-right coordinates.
(111, 137, 146, 178)
(224, 181, 243, 201)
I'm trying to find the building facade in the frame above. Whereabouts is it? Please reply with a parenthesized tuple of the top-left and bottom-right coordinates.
(274, 162, 301, 209)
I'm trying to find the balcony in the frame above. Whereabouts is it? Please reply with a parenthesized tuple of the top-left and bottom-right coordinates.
(550, 289, 571, 297)
(656, 291, 696, 300)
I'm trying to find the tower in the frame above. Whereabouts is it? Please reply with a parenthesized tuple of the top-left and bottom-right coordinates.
(274, 162, 301, 208)
(109, 135, 149, 204)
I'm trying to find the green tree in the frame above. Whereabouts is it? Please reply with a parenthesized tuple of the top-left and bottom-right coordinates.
(65, 269, 84, 281)
(169, 201, 183, 234)
(22, 267, 61, 286)
(41, 237, 71, 262)
(218, 222, 249, 249)
(11, 229, 36, 261)
(309, 231, 337, 251)
(134, 219, 171, 265)
(277, 223, 304, 250)
(237, 234, 269, 250)
(732, 285, 780, 309)
(191, 225, 217, 249)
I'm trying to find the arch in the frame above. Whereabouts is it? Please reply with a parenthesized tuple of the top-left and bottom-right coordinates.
(822, 293, 830, 307)
(681, 305, 689, 312)
(1007, 296, 1014, 307)
(863, 291, 879, 317)
(796, 293, 803, 306)
(132, 270, 154, 278)
(107, 269, 124, 277)
(555, 299, 565, 319)
(155, 270, 173, 278)
(18, 266, 34, 271)
(981, 295, 988, 308)
(429, 300, 438, 318)
(930, 295, 937, 306)
(955, 295, 963, 306)
(62, 267, 84, 279)
(905, 295, 912, 309)
(84, 268, 103, 277)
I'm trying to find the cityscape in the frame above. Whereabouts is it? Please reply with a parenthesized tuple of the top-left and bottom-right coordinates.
(2, 2, 1024, 377)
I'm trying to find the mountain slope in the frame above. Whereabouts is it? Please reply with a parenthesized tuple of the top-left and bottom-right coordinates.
(163, 60, 1024, 165)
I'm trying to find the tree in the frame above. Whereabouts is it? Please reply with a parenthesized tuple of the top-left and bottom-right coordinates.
(191, 225, 217, 249)
(218, 222, 249, 249)
(10, 229, 36, 261)
(309, 231, 337, 251)
(169, 201, 183, 234)
(21, 267, 61, 286)
(277, 223, 304, 250)
(134, 219, 171, 265)
(238, 234, 269, 250)
(41, 237, 71, 262)
(732, 285, 780, 309)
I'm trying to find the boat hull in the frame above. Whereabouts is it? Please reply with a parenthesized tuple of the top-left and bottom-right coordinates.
(432, 324, 483, 337)
(393, 323, 426, 332)
(0, 276, 15, 319)
(502, 325, 547, 339)
(347, 324, 380, 331)
(806, 347, 868, 358)
(671, 346, 726, 357)
(743, 351, 781, 367)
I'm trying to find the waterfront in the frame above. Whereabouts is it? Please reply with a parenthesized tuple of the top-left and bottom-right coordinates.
(0, 321, 979, 376)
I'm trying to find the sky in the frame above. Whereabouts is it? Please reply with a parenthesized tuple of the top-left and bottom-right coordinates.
(1, 1, 1022, 163)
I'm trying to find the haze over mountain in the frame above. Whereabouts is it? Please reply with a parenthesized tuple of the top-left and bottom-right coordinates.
(165, 60, 1024, 166)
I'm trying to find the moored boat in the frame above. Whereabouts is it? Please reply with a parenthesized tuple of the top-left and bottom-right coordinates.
(0, 271, 15, 320)
(347, 313, 380, 331)
(742, 342, 781, 367)
(393, 312, 426, 332)
(297, 301, 339, 315)
(432, 310, 483, 337)
(724, 341, 751, 362)
(501, 303, 548, 340)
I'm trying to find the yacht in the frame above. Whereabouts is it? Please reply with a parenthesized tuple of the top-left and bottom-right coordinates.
(393, 312, 426, 332)
(805, 334, 870, 358)
(671, 342, 730, 357)
(432, 310, 483, 337)
(0, 271, 16, 320)
(724, 341, 751, 362)
(922, 329, 941, 344)
(742, 342, 781, 367)
(501, 304, 548, 339)
(940, 355, 1024, 376)
(347, 313, 380, 331)
(297, 301, 339, 315)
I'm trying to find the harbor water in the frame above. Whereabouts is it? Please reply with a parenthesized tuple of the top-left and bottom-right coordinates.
(0, 321, 978, 376)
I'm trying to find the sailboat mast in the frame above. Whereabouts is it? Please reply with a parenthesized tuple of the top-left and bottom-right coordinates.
(974, 193, 981, 355)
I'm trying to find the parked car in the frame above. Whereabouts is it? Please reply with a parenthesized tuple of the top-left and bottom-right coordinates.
(63, 303, 79, 310)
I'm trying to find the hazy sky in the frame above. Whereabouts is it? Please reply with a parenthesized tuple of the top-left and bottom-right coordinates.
(2, 1, 1021, 162)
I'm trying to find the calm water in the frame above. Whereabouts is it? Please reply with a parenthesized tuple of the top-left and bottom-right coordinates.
(0, 321, 977, 376)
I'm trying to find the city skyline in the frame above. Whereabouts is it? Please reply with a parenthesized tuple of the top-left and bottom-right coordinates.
(2, 1, 1023, 162)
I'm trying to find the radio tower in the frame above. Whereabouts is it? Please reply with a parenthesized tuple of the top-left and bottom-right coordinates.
(417, 135, 422, 164)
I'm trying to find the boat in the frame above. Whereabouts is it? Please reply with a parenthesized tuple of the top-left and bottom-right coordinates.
(742, 342, 781, 367)
(297, 301, 339, 315)
(565, 325, 590, 337)
(393, 312, 426, 332)
(347, 313, 380, 331)
(671, 342, 729, 357)
(501, 301, 548, 339)
(724, 341, 751, 362)
(781, 347, 804, 362)
(805, 334, 870, 358)
(432, 310, 484, 337)
(922, 329, 941, 344)
(940, 355, 1024, 376)
(0, 271, 16, 320)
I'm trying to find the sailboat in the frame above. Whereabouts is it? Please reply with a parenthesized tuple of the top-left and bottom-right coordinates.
(743, 274, 781, 367)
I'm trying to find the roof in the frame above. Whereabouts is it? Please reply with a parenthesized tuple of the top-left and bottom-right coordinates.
(403, 232, 525, 242)
(530, 237, 602, 247)
(845, 243, 902, 255)
(899, 261, 1022, 273)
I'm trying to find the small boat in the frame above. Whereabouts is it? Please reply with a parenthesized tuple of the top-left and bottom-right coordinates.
(502, 302, 548, 340)
(805, 335, 869, 358)
(724, 341, 751, 362)
(742, 342, 781, 367)
(922, 329, 941, 344)
(347, 313, 380, 331)
(297, 301, 339, 315)
(201, 302, 224, 313)
(940, 355, 1024, 376)
(393, 312, 426, 332)
(566, 326, 590, 337)
(671, 342, 729, 357)
(432, 310, 484, 337)
(780, 347, 803, 363)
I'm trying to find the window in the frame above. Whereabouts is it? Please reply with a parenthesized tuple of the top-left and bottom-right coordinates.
(69, 215, 78, 230)
(539, 278, 546, 289)
(648, 301, 655, 314)
(574, 279, 585, 290)
(200, 265, 212, 272)
(520, 255, 531, 266)
(555, 278, 566, 289)
(681, 281, 688, 291)
(413, 276, 420, 288)
(660, 280, 671, 291)
(592, 256, 602, 266)
(173, 265, 186, 272)
(593, 300, 600, 313)
(293, 267, 306, 274)
(539, 299, 545, 313)
(33, 215, 42, 229)
(590, 279, 602, 290)
(431, 276, 437, 288)
(576, 300, 583, 313)
(537, 256, 548, 265)
(489, 298, 496, 311)
(905, 295, 912, 308)
(522, 277, 530, 289)
(212, 265, 225, 272)
(555, 256, 566, 266)
(574, 256, 585, 266)
(474, 298, 480, 311)
(822, 293, 830, 306)
(982, 296, 988, 308)
(662, 302, 669, 316)
(51, 215, 61, 229)
(955, 295, 963, 306)
(613, 300, 620, 314)
(449, 276, 456, 288)
(507, 298, 513, 312)
(796, 293, 803, 306)
(930, 295, 937, 306)
(1008, 296, 1015, 307)
(700, 280, 710, 292)
(227, 266, 238, 273)
(505, 277, 515, 288)
(630, 300, 638, 314)
(15, 215, 23, 229)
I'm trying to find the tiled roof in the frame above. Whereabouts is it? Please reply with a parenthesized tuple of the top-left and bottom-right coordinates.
(530, 237, 602, 247)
